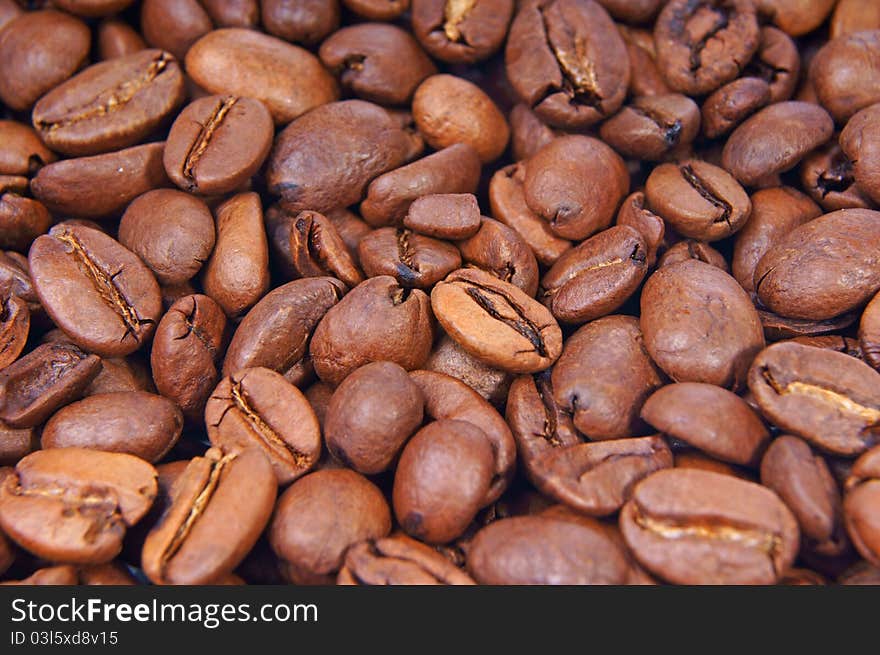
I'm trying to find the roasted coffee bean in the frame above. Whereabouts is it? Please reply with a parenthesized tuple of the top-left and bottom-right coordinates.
(732, 187, 821, 294)
(201, 0, 258, 27)
(508, 104, 557, 162)
(432, 268, 561, 374)
(620, 468, 799, 584)
(457, 218, 539, 297)
(151, 294, 227, 421)
(801, 143, 874, 212)
(467, 515, 630, 584)
(142, 447, 275, 584)
(338, 532, 475, 585)
(788, 335, 862, 359)
(202, 193, 270, 318)
(620, 26, 671, 98)
(84, 355, 154, 397)
(413, 75, 508, 163)
(0, 0, 20, 31)
(654, 0, 759, 96)
(310, 276, 434, 385)
(761, 435, 847, 556)
(269, 469, 391, 584)
(424, 335, 510, 407)
(810, 30, 880, 123)
(358, 227, 460, 290)
(600, 94, 701, 161)
(756, 0, 835, 37)
(506, 0, 629, 130)
(831, 0, 880, 39)
(722, 102, 834, 188)
(343, 0, 409, 20)
(223, 277, 345, 384)
(701, 77, 771, 139)
(53, 1, 135, 17)
(489, 163, 571, 267)
(118, 190, 215, 285)
(674, 452, 752, 479)
(745, 26, 800, 103)
(97, 18, 147, 60)
(755, 209, 880, 321)
(186, 28, 337, 124)
(0, 293, 28, 371)
(646, 160, 751, 241)
(404, 194, 481, 240)
(0, 420, 36, 466)
(0, 121, 56, 177)
(657, 239, 728, 271)
(140, 0, 212, 61)
(41, 392, 182, 463)
(0, 177, 52, 253)
(206, 367, 322, 485)
(412, 0, 513, 64)
(268, 100, 419, 215)
(30, 143, 170, 219)
(30, 224, 162, 357)
(524, 135, 629, 241)
(262, 0, 340, 45)
(0, 252, 38, 315)
(642, 383, 770, 466)
(641, 259, 765, 390)
(0, 566, 80, 586)
(844, 446, 880, 566)
(749, 342, 880, 456)
(541, 226, 647, 325)
(615, 192, 664, 269)
(0, 10, 91, 112)
(839, 561, 880, 585)
(163, 96, 274, 196)
(32, 50, 184, 158)
(861, 293, 880, 371)
(290, 211, 364, 289)
(0, 342, 101, 428)
(0, 448, 156, 565)
(320, 23, 436, 105)
(839, 104, 880, 206)
(759, 309, 860, 342)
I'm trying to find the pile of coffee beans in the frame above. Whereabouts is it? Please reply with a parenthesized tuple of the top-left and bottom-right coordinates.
(0, 0, 879, 586)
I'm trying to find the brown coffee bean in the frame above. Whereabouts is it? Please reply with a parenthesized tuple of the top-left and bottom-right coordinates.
(262, 0, 340, 45)
(0, 0, 20, 31)
(290, 211, 364, 289)
(0, 252, 38, 316)
(745, 26, 800, 103)
(839, 103, 880, 206)
(844, 445, 880, 566)
(0, 177, 52, 253)
(30, 224, 162, 357)
(223, 277, 345, 384)
(413, 74, 509, 163)
(861, 293, 880, 371)
(77, 562, 137, 585)
(432, 267, 561, 374)
(722, 102, 834, 187)
(0, 448, 156, 564)
(674, 452, 751, 479)
(1, 566, 80, 586)
(30, 142, 170, 219)
(620, 26, 671, 98)
(731, 186, 821, 294)
(657, 239, 729, 271)
(41, 391, 182, 463)
(361, 143, 481, 228)
(541, 226, 648, 325)
(505, 0, 629, 130)
(0, 293, 28, 371)
(761, 435, 847, 556)
(97, 18, 147, 60)
(358, 227, 460, 290)
(810, 31, 880, 123)
(164, 96, 274, 196)
(489, 163, 571, 267)
(338, 532, 475, 585)
(467, 515, 630, 584)
(151, 294, 227, 421)
(53, 1, 135, 17)
(186, 28, 337, 124)
(600, 94, 701, 161)
(831, 0, 880, 39)
(456, 217, 539, 297)
(0, 121, 56, 177)
(0, 420, 36, 466)
(524, 135, 629, 241)
(202, 193, 270, 318)
(269, 469, 391, 584)
(394, 419, 496, 543)
(140, 0, 212, 61)
(424, 334, 511, 407)
(344, 0, 409, 20)
(642, 383, 770, 466)
(201, 0, 258, 27)
(641, 259, 765, 390)
(508, 104, 557, 162)
(84, 355, 154, 397)
(268, 100, 419, 215)
(143, 447, 276, 584)
(32, 50, 184, 157)
(646, 160, 751, 241)
(320, 23, 436, 105)
(118, 189, 215, 285)
(0, 10, 90, 112)
(654, 0, 759, 96)
(620, 468, 799, 584)
(311, 276, 434, 385)
(787, 335, 862, 359)
(759, 309, 860, 342)
(800, 142, 875, 212)
(749, 342, 880, 456)
(412, 0, 513, 64)
(404, 194, 481, 240)
(755, 209, 880, 321)
(615, 192, 664, 269)
(701, 77, 771, 140)
(756, 0, 835, 37)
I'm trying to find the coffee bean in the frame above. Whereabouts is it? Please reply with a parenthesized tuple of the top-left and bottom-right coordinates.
(201, 0, 258, 27)
(810, 30, 880, 123)
(412, 0, 514, 64)
(758, 309, 860, 342)
(262, 0, 340, 45)
(799, 143, 874, 212)
(749, 342, 880, 456)
(0, 177, 51, 253)
(164, 95, 274, 196)
(831, 0, 880, 39)
(701, 77, 771, 139)
(620, 468, 799, 584)
(0, 121, 56, 177)
(746, 26, 800, 103)
(839, 103, 880, 206)
(97, 18, 147, 60)
(456, 217, 539, 296)
(756, 0, 835, 37)
(0, 422, 36, 467)
(343, 0, 409, 20)
(142, 447, 275, 584)
(506, 0, 629, 129)
(657, 239, 729, 271)
(141, 0, 212, 61)
(844, 445, 880, 566)
(0, 448, 157, 564)
(290, 211, 364, 289)
(0, 293, 28, 371)
(404, 193, 481, 240)
(53, 1, 135, 17)
(600, 94, 701, 161)
(424, 335, 511, 407)
(860, 293, 880, 371)
(620, 26, 671, 98)
(358, 227, 460, 290)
